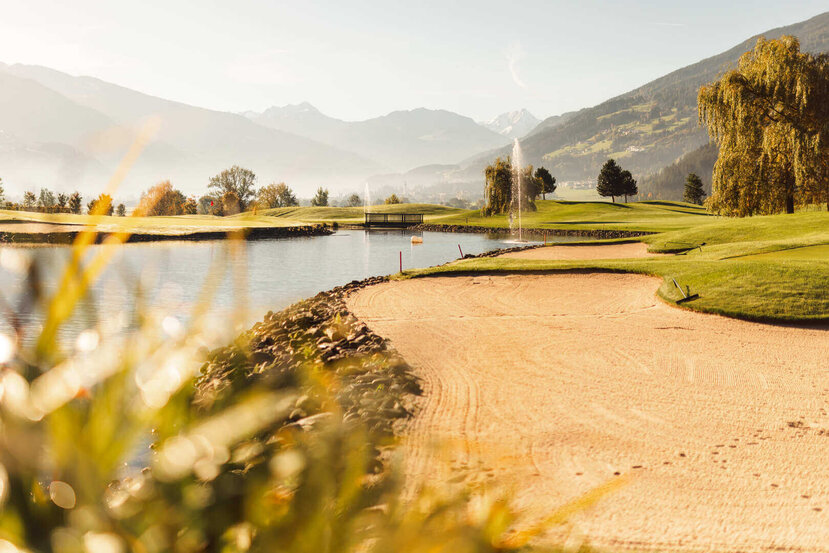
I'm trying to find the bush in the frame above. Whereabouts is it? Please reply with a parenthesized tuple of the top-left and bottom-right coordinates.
(135, 181, 188, 216)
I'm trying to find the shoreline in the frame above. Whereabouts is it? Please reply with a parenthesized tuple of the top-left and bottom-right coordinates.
(410, 222, 653, 239)
(0, 224, 333, 246)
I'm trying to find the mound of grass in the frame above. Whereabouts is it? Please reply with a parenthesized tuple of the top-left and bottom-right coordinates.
(433, 199, 712, 233)
(647, 211, 829, 252)
(0, 209, 299, 231)
(241, 200, 712, 234)
(403, 209, 829, 323)
(249, 203, 464, 224)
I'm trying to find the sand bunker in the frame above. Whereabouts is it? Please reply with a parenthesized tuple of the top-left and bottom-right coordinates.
(348, 273, 829, 551)
(500, 241, 658, 260)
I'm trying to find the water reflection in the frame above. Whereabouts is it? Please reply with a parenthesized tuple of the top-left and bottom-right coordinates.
(0, 229, 578, 345)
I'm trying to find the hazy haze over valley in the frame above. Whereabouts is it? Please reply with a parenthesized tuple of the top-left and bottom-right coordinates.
(0, 1, 827, 201)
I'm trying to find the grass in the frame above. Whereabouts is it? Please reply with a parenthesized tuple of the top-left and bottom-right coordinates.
(247, 199, 714, 234)
(245, 203, 464, 225)
(402, 210, 829, 323)
(1, 200, 714, 235)
(0, 209, 301, 232)
(433, 199, 713, 233)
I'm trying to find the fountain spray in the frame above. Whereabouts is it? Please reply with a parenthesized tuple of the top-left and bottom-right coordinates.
(512, 138, 524, 242)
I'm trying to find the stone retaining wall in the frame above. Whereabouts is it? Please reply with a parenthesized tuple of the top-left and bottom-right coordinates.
(411, 223, 653, 239)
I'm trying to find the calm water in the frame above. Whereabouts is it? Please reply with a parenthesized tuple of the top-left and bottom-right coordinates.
(0, 229, 577, 345)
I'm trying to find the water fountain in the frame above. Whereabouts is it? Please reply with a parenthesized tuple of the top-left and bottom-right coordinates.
(364, 182, 371, 214)
(511, 138, 524, 242)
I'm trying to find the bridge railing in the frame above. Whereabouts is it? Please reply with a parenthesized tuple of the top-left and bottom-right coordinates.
(364, 213, 424, 225)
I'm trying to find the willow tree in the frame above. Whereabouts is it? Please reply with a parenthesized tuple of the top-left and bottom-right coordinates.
(698, 36, 829, 215)
(483, 157, 512, 215)
(483, 158, 538, 215)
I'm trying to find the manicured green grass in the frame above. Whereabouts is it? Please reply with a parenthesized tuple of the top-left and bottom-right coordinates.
(252, 200, 714, 233)
(0, 209, 299, 232)
(432, 199, 713, 233)
(551, 188, 604, 202)
(402, 209, 829, 323)
(646, 211, 829, 252)
(740, 244, 829, 261)
(246, 203, 464, 225)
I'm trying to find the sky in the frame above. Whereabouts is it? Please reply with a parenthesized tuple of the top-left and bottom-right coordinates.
(0, 0, 827, 122)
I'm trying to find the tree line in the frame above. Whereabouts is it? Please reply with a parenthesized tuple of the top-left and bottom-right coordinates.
(482, 154, 642, 214)
(0, 166, 334, 217)
(0, 166, 412, 218)
(154, 166, 335, 216)
(0, 180, 127, 216)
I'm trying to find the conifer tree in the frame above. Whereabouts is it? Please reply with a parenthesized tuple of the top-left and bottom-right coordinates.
(621, 170, 637, 202)
(684, 173, 706, 205)
(597, 159, 623, 202)
(311, 187, 329, 206)
(68, 192, 82, 214)
(535, 167, 557, 200)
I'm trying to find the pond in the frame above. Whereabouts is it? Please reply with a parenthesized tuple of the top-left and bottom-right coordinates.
(0, 229, 579, 345)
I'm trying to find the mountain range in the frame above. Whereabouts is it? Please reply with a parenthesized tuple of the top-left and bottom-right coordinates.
(244, 104, 512, 172)
(0, 59, 528, 198)
(0, 10, 827, 202)
(446, 10, 829, 197)
(0, 63, 388, 198)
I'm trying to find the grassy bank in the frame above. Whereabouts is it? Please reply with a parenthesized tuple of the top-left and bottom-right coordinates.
(250, 200, 714, 234)
(2, 200, 714, 236)
(0, 209, 331, 244)
(0, 209, 304, 230)
(247, 203, 464, 225)
(435, 199, 713, 233)
(404, 210, 829, 323)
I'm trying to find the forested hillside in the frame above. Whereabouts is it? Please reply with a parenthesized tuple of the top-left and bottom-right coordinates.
(639, 143, 718, 200)
(455, 11, 829, 189)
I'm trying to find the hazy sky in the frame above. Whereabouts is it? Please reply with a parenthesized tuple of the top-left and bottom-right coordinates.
(1, 0, 826, 122)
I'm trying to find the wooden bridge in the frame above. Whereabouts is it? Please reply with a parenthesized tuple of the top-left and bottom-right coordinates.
(364, 213, 424, 227)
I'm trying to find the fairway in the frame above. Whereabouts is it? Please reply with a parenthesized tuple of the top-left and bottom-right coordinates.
(0, 209, 303, 231)
(251, 199, 715, 233)
(737, 244, 829, 261)
(433, 199, 714, 233)
(247, 203, 463, 225)
(403, 208, 829, 323)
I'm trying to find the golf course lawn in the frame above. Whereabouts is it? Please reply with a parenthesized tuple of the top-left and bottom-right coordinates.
(252, 199, 713, 233)
(0, 209, 301, 232)
(402, 208, 829, 323)
(247, 203, 463, 225)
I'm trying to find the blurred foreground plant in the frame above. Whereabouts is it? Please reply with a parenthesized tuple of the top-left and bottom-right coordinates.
(0, 237, 559, 553)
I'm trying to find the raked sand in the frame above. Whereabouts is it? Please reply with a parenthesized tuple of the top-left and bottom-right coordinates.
(347, 257, 829, 551)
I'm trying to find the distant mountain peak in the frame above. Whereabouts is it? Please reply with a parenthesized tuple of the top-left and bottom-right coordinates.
(482, 109, 541, 139)
(257, 101, 323, 118)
